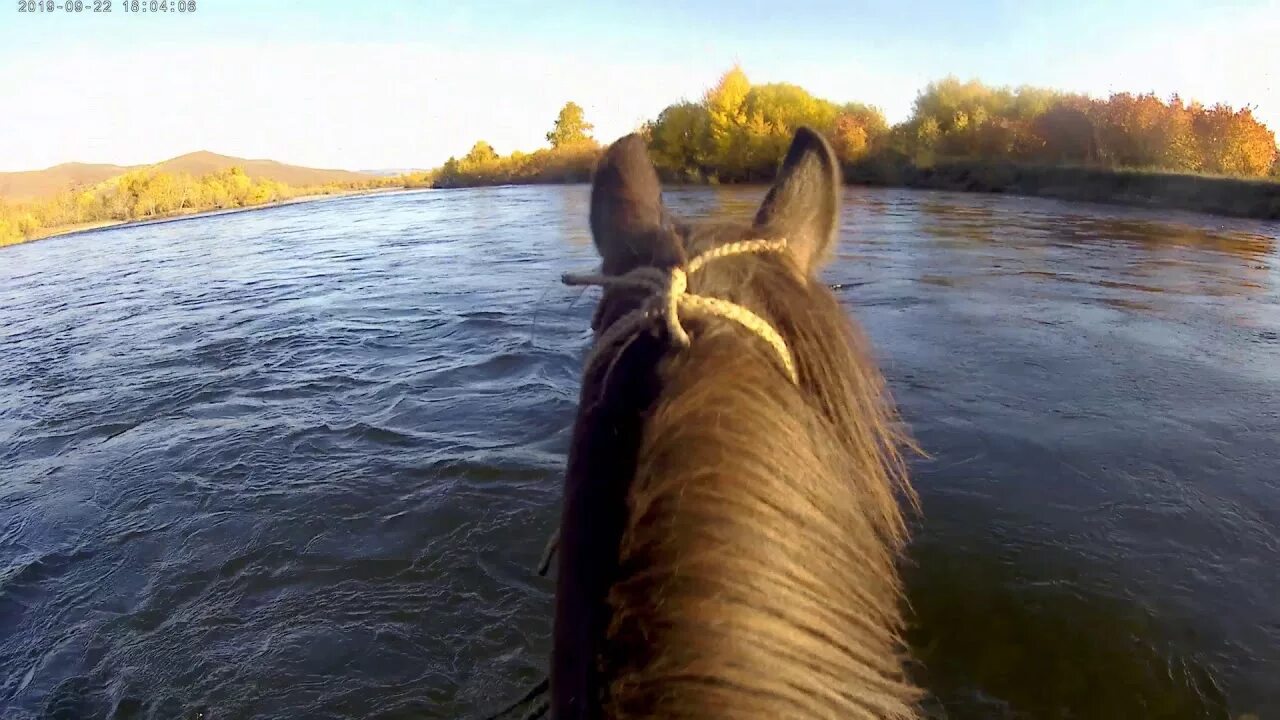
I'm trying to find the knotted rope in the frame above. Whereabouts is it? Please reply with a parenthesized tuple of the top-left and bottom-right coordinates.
(562, 239, 798, 383)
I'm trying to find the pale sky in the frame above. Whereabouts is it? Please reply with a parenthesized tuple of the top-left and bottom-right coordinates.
(0, 0, 1275, 172)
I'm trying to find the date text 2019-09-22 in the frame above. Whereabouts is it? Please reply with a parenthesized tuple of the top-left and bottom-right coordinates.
(17, 0, 197, 13)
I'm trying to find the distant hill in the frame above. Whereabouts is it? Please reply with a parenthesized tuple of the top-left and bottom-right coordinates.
(0, 152, 377, 201)
(0, 162, 133, 200)
(152, 151, 374, 188)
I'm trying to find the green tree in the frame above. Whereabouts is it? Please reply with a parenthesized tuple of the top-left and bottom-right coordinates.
(546, 102, 595, 148)
(914, 117, 942, 165)
(647, 102, 711, 178)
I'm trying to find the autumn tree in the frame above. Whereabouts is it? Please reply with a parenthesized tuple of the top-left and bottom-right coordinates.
(464, 141, 499, 165)
(546, 102, 595, 148)
(703, 66, 752, 176)
(0, 213, 21, 245)
(1194, 104, 1276, 176)
(424, 69, 1278, 189)
(1092, 93, 1190, 169)
(830, 115, 868, 161)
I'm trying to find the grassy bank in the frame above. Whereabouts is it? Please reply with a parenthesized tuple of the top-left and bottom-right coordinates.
(0, 168, 432, 248)
(425, 144, 1280, 220)
(2, 186, 419, 248)
(844, 156, 1280, 219)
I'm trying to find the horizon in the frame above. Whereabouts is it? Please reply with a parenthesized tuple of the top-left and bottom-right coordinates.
(1, 0, 1277, 173)
(0, 149, 412, 176)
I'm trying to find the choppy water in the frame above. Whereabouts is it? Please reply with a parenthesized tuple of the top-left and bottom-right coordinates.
(1, 186, 1277, 720)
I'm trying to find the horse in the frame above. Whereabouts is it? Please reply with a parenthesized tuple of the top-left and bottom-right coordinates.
(551, 127, 920, 719)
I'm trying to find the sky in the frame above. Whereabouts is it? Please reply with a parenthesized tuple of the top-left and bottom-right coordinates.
(0, 0, 1276, 172)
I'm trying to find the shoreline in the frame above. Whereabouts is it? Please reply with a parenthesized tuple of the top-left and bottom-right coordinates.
(430, 161, 1280, 221)
(842, 160, 1280, 221)
(6, 165, 1278, 247)
(6, 186, 425, 248)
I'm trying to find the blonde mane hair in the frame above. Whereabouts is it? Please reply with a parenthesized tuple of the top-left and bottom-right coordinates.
(553, 128, 920, 719)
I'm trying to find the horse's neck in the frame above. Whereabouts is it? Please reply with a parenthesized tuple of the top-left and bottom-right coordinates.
(599, 340, 915, 717)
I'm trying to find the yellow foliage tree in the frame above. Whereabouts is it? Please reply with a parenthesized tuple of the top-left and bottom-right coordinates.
(832, 114, 870, 162)
(704, 66, 753, 177)
(546, 102, 595, 148)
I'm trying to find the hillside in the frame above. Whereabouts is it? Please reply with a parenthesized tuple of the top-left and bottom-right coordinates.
(151, 151, 374, 188)
(0, 152, 376, 200)
(0, 162, 133, 200)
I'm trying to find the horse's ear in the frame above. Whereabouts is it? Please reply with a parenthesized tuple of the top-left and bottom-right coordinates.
(753, 126, 841, 274)
(590, 134, 680, 274)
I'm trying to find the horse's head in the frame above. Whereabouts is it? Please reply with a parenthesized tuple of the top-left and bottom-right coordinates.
(584, 127, 841, 352)
(554, 128, 918, 719)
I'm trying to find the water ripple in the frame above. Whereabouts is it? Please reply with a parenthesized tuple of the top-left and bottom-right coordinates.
(0, 187, 1277, 719)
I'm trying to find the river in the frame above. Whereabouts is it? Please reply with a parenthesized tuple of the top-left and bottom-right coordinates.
(1, 186, 1277, 719)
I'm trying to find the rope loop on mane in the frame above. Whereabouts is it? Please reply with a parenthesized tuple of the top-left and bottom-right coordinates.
(562, 239, 798, 383)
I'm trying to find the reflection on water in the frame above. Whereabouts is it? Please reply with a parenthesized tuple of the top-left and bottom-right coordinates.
(0, 186, 1276, 719)
(908, 537, 1225, 719)
(919, 200, 999, 246)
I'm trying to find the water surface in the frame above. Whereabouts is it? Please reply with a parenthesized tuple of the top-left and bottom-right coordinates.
(1, 186, 1277, 719)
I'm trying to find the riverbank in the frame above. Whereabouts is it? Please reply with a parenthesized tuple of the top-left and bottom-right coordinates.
(430, 69, 1279, 220)
(430, 145, 597, 189)
(3, 186, 416, 248)
(8, 162, 1278, 240)
(843, 157, 1280, 220)
(429, 157, 1280, 220)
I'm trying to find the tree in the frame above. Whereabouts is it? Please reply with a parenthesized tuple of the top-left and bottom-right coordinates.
(647, 102, 712, 177)
(832, 113, 872, 161)
(840, 103, 890, 143)
(546, 102, 595, 148)
(704, 66, 753, 175)
(0, 214, 21, 245)
(223, 166, 253, 206)
(913, 117, 942, 165)
(464, 141, 499, 165)
(1194, 104, 1276, 176)
(1032, 100, 1097, 165)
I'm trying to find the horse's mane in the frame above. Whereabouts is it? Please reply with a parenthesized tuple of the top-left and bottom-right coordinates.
(553, 128, 920, 719)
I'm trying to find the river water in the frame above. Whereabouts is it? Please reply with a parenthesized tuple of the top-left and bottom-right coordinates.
(1, 186, 1277, 719)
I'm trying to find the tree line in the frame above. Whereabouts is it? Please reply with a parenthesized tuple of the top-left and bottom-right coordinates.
(431, 102, 601, 188)
(5, 70, 1276, 245)
(0, 167, 404, 246)
(882, 75, 1275, 176)
(440, 68, 1278, 187)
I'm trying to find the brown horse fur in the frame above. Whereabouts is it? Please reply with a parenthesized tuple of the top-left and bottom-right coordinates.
(552, 127, 920, 719)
